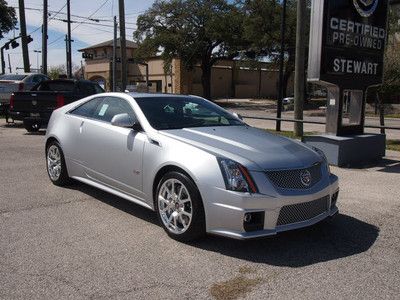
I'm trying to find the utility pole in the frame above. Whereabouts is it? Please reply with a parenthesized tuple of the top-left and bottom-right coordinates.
(66, 0, 72, 78)
(8, 54, 12, 73)
(276, 0, 287, 132)
(80, 60, 84, 79)
(113, 16, 117, 92)
(119, 0, 127, 91)
(34, 50, 41, 71)
(18, 0, 30, 73)
(294, 0, 307, 137)
(42, 0, 48, 75)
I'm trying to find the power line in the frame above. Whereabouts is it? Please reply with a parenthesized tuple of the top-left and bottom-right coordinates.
(50, 17, 136, 30)
(48, 0, 111, 46)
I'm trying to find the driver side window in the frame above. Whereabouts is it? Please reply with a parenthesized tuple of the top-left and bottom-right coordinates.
(92, 97, 136, 123)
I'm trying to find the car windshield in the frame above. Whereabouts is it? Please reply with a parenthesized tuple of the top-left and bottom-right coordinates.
(135, 96, 244, 130)
(0, 74, 27, 80)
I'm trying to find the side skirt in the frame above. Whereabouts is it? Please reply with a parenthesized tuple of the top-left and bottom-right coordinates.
(72, 176, 154, 211)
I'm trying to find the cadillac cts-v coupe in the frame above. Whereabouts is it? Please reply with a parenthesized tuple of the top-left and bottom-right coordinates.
(45, 93, 339, 241)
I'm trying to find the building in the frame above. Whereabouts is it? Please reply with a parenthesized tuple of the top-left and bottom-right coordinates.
(79, 39, 293, 99)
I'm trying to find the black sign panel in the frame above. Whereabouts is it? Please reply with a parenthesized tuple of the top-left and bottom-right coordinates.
(308, 0, 389, 89)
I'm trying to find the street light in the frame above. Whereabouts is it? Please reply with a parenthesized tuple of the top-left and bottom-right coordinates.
(33, 50, 41, 72)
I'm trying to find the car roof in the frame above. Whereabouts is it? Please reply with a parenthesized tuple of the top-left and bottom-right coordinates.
(128, 92, 198, 99)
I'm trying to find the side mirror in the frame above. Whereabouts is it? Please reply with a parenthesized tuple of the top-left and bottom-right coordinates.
(111, 113, 140, 129)
(232, 112, 243, 120)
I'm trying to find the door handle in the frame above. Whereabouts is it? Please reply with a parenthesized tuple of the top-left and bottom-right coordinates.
(79, 121, 84, 133)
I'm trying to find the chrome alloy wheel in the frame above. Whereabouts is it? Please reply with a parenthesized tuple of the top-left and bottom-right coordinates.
(47, 145, 62, 181)
(158, 179, 193, 234)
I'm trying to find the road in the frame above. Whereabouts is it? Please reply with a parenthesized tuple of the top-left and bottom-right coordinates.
(1, 120, 400, 299)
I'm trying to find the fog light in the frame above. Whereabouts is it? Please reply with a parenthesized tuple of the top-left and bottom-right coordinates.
(244, 213, 252, 223)
(243, 211, 265, 232)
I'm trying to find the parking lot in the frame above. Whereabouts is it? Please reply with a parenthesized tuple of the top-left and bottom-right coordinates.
(1, 119, 400, 299)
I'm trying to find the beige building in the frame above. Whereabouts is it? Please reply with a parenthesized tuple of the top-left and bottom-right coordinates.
(79, 39, 293, 99)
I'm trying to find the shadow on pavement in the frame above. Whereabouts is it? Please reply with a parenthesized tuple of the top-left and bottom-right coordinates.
(376, 159, 400, 174)
(348, 158, 400, 174)
(66, 181, 379, 268)
(23, 130, 46, 136)
(66, 181, 159, 226)
(190, 214, 379, 267)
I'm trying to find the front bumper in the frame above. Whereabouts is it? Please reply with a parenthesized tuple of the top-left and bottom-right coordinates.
(200, 173, 339, 240)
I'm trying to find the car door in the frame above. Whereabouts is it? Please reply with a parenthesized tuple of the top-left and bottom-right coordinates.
(66, 96, 105, 175)
(78, 96, 147, 200)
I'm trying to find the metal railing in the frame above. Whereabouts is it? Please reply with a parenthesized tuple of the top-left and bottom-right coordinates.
(241, 115, 400, 131)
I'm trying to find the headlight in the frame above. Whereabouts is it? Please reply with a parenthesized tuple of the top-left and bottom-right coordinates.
(313, 147, 330, 174)
(217, 158, 258, 193)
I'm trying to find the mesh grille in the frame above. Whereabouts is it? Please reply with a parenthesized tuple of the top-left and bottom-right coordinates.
(277, 196, 329, 226)
(265, 163, 322, 190)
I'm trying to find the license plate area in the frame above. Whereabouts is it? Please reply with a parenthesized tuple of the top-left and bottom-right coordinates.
(30, 113, 40, 117)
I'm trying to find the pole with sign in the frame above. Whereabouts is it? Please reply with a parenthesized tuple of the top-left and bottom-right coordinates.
(304, 0, 389, 166)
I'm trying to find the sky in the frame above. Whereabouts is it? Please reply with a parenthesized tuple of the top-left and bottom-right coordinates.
(2, 0, 155, 73)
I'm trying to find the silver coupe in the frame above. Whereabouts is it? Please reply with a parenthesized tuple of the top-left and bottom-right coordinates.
(45, 93, 339, 241)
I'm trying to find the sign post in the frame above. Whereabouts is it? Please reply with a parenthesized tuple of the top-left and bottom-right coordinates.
(303, 0, 389, 166)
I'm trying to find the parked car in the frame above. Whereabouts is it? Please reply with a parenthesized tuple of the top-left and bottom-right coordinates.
(283, 96, 294, 104)
(45, 93, 339, 241)
(9, 79, 104, 132)
(0, 73, 49, 105)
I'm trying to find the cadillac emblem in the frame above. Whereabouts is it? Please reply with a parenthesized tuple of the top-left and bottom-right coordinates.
(300, 170, 312, 187)
(32, 100, 37, 106)
(353, 0, 379, 18)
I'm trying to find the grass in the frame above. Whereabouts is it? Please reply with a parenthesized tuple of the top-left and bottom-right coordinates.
(387, 140, 400, 151)
(386, 114, 400, 119)
(365, 112, 400, 118)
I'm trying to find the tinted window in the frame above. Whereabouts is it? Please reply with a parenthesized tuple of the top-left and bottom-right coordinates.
(78, 82, 96, 95)
(70, 97, 103, 118)
(94, 84, 104, 94)
(0, 74, 27, 80)
(92, 97, 135, 123)
(135, 97, 244, 130)
(31, 75, 42, 83)
(37, 81, 75, 91)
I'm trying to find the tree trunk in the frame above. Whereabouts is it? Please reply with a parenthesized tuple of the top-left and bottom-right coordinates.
(201, 62, 212, 100)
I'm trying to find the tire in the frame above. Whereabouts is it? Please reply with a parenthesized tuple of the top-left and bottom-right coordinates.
(155, 171, 206, 242)
(24, 120, 41, 132)
(46, 140, 71, 186)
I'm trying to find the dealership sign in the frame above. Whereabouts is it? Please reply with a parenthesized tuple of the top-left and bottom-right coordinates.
(308, 0, 389, 89)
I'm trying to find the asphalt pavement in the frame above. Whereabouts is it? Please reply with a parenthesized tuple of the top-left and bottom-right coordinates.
(1, 120, 400, 299)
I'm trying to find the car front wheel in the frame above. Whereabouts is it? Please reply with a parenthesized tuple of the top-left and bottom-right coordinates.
(155, 171, 206, 242)
(46, 141, 71, 186)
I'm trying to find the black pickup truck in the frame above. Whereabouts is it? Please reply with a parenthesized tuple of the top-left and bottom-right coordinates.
(9, 79, 104, 132)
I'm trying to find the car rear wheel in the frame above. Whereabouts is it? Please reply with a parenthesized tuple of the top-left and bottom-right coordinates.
(155, 171, 206, 242)
(24, 120, 41, 132)
(46, 141, 71, 186)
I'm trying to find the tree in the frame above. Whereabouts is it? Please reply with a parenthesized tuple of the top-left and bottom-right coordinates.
(48, 64, 80, 80)
(0, 0, 17, 39)
(242, 0, 306, 98)
(134, 0, 244, 99)
(48, 65, 66, 80)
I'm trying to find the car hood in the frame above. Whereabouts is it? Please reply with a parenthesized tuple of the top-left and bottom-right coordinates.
(160, 126, 321, 171)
